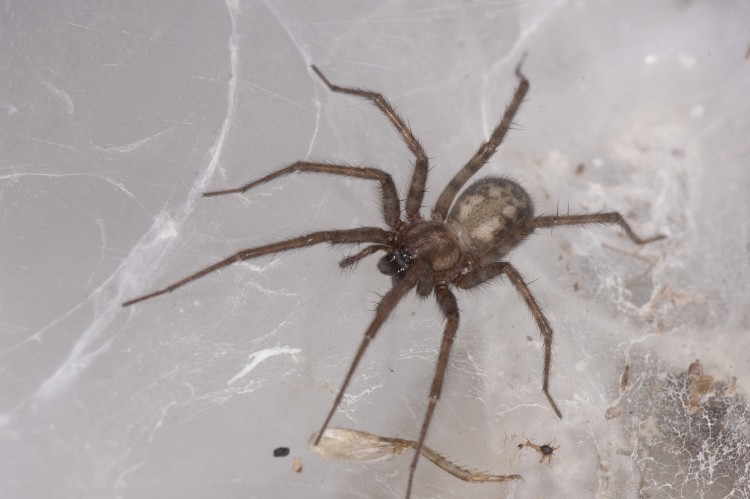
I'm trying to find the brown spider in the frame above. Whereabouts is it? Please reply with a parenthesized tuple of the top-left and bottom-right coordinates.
(123, 56, 664, 498)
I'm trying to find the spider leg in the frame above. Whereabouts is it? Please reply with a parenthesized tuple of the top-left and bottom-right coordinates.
(456, 262, 563, 418)
(314, 260, 430, 446)
(433, 54, 529, 220)
(204, 161, 402, 229)
(406, 283, 460, 498)
(311, 65, 428, 222)
(534, 212, 665, 244)
(338, 244, 391, 269)
(122, 227, 392, 307)
(419, 444, 521, 483)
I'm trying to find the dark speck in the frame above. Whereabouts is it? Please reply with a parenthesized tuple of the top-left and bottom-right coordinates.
(273, 447, 290, 458)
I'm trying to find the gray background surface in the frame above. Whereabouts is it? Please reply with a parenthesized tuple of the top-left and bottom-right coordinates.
(2, 1, 749, 498)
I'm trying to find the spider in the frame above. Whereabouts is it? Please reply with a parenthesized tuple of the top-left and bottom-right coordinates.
(123, 56, 664, 498)
(518, 439, 559, 464)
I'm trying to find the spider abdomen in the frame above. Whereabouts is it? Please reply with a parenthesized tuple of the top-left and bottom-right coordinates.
(445, 177, 533, 256)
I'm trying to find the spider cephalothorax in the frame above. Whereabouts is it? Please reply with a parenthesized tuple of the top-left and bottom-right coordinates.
(123, 57, 663, 498)
(378, 221, 459, 287)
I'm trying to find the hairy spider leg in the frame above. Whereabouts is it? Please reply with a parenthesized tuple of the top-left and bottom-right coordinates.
(534, 213, 665, 244)
(406, 283, 460, 498)
(311, 428, 521, 483)
(121, 227, 392, 307)
(338, 244, 392, 269)
(311, 65, 428, 222)
(432, 54, 529, 220)
(313, 260, 430, 448)
(203, 161, 402, 229)
(456, 261, 563, 418)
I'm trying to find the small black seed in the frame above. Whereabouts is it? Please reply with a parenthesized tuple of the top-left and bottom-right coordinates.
(273, 447, 290, 457)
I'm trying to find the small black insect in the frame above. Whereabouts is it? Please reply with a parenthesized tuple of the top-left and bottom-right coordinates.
(519, 439, 559, 464)
(123, 55, 663, 498)
(273, 447, 290, 458)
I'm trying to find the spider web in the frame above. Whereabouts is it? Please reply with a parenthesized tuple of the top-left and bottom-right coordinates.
(1, 1, 749, 498)
(613, 355, 750, 498)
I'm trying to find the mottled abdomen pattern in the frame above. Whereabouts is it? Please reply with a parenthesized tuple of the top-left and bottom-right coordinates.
(446, 177, 533, 256)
